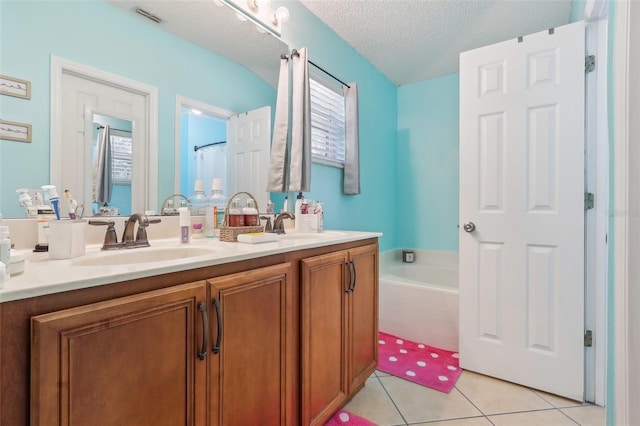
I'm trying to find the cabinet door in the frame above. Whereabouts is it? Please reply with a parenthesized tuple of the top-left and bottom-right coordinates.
(31, 281, 208, 426)
(347, 244, 379, 393)
(209, 263, 293, 426)
(300, 251, 350, 426)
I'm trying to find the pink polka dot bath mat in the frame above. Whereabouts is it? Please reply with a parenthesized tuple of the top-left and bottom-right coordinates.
(378, 331, 462, 393)
(325, 409, 377, 426)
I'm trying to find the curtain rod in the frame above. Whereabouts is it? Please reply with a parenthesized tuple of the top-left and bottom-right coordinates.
(97, 125, 130, 133)
(194, 140, 226, 152)
(284, 50, 351, 89)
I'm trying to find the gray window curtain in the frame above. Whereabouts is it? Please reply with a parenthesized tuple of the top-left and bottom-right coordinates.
(266, 56, 290, 192)
(343, 83, 360, 195)
(288, 47, 311, 193)
(93, 124, 113, 204)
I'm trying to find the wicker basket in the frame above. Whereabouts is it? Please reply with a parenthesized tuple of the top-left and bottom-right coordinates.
(219, 191, 264, 242)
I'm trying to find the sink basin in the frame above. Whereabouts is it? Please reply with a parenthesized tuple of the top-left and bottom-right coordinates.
(72, 246, 216, 267)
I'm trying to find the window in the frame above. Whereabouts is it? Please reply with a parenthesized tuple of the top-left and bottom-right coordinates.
(110, 130, 132, 184)
(310, 74, 346, 167)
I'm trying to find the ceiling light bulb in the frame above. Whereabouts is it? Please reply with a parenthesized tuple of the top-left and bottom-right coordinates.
(255, 0, 271, 10)
(274, 6, 289, 25)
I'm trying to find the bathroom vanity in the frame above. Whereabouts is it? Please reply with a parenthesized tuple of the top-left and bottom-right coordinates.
(0, 231, 380, 426)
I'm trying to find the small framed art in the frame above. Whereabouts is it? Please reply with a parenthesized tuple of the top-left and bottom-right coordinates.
(0, 74, 31, 99)
(0, 119, 32, 142)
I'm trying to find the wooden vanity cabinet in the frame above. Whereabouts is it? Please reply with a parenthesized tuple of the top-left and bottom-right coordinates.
(300, 243, 379, 426)
(13, 238, 378, 426)
(31, 281, 208, 426)
(208, 263, 295, 426)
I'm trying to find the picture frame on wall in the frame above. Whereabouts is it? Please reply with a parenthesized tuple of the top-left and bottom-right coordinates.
(0, 74, 31, 99)
(0, 119, 32, 143)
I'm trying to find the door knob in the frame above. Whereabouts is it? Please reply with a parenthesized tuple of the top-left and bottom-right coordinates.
(463, 222, 476, 233)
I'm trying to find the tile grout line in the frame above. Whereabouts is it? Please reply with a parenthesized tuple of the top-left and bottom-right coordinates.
(453, 381, 495, 425)
(374, 372, 410, 426)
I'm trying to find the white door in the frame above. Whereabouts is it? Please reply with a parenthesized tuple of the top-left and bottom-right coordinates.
(459, 21, 585, 400)
(227, 106, 271, 211)
(61, 73, 147, 215)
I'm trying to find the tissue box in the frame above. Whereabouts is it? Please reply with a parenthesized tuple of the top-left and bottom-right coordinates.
(48, 219, 87, 259)
(295, 214, 323, 233)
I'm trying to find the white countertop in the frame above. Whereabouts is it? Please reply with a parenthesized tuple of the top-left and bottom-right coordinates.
(0, 230, 381, 303)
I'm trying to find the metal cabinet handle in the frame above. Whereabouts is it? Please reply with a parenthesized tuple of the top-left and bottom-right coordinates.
(350, 260, 357, 293)
(212, 299, 222, 354)
(198, 303, 208, 361)
(463, 222, 476, 233)
(345, 261, 352, 294)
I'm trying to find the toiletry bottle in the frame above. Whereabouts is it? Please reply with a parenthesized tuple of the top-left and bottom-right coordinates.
(179, 207, 191, 244)
(206, 178, 227, 238)
(0, 226, 11, 277)
(243, 198, 259, 226)
(16, 189, 37, 217)
(228, 198, 245, 227)
(64, 190, 77, 219)
(266, 199, 274, 214)
(301, 199, 309, 214)
(294, 192, 303, 230)
(314, 201, 324, 231)
(190, 180, 207, 239)
(42, 185, 61, 220)
(282, 195, 288, 213)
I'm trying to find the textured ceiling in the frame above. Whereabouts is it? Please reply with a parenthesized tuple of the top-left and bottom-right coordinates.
(104, 0, 573, 88)
(299, 0, 573, 86)
(104, 0, 289, 88)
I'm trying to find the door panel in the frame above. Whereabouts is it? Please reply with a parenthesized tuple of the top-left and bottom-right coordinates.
(459, 21, 585, 400)
(227, 106, 271, 210)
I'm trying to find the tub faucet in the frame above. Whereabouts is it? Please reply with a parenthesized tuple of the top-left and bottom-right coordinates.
(122, 213, 161, 248)
(271, 212, 295, 234)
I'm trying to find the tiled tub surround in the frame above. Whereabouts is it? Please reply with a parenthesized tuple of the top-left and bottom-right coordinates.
(379, 249, 459, 352)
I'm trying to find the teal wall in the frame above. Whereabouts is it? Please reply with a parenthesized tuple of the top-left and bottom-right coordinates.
(397, 74, 460, 251)
(0, 0, 275, 218)
(1, 0, 398, 250)
(278, 1, 399, 250)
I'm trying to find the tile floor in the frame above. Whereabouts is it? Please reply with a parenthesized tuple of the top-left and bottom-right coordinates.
(343, 369, 605, 426)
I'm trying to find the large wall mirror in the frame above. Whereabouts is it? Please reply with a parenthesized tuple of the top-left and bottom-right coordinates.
(1, 0, 288, 218)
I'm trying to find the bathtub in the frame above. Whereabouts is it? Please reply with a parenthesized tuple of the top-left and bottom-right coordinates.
(379, 249, 459, 352)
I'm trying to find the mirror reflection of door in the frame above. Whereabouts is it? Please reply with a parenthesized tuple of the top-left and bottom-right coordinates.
(179, 107, 228, 198)
(92, 114, 133, 216)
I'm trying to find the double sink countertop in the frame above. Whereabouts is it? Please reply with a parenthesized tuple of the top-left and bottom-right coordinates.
(0, 230, 382, 303)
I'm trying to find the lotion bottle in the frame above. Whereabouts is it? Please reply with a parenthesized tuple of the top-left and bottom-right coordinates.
(294, 192, 303, 230)
(228, 198, 245, 227)
(243, 199, 259, 226)
(179, 207, 190, 244)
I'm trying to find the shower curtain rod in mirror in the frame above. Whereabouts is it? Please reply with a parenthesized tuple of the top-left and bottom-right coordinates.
(194, 140, 226, 152)
(282, 49, 351, 88)
(97, 125, 130, 133)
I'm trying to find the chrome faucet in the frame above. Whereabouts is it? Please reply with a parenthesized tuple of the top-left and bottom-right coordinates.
(122, 213, 161, 248)
(271, 212, 295, 234)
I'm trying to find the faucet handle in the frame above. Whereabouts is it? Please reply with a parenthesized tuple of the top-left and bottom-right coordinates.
(135, 217, 161, 247)
(88, 220, 120, 250)
(260, 216, 272, 232)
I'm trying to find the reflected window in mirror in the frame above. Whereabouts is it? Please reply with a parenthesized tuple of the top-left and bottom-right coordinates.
(93, 115, 132, 217)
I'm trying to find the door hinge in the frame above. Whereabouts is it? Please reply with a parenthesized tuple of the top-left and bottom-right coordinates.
(584, 330, 593, 347)
(585, 192, 595, 210)
(585, 55, 596, 73)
